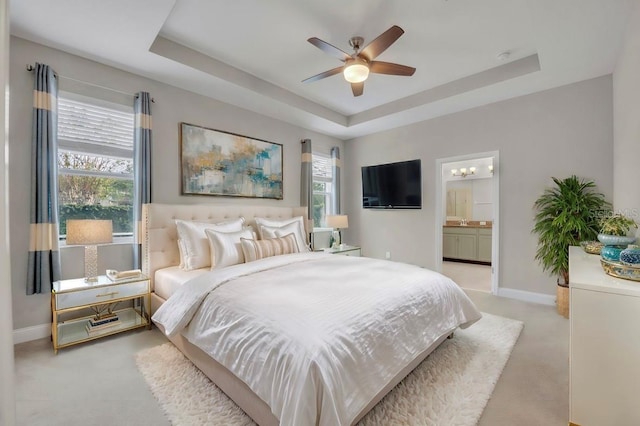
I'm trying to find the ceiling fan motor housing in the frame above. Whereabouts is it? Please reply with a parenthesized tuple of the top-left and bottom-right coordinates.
(349, 36, 365, 52)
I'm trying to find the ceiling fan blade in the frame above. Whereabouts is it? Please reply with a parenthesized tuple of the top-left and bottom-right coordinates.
(351, 82, 364, 97)
(302, 66, 344, 83)
(359, 25, 404, 62)
(370, 61, 416, 76)
(307, 37, 351, 62)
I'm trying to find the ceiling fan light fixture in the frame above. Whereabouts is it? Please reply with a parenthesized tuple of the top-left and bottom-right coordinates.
(343, 58, 369, 83)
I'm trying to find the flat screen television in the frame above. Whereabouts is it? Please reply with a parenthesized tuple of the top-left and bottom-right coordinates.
(361, 159, 422, 209)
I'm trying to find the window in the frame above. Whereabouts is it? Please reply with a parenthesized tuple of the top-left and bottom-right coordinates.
(312, 153, 333, 228)
(57, 94, 135, 239)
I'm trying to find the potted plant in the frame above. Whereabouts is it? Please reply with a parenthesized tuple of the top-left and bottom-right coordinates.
(598, 214, 637, 238)
(597, 214, 637, 262)
(532, 175, 610, 318)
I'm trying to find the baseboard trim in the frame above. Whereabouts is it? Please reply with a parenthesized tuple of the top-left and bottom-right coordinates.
(497, 287, 556, 306)
(13, 323, 51, 345)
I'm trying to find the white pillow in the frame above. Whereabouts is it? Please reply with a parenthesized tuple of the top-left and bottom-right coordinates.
(205, 228, 255, 269)
(177, 239, 185, 269)
(255, 216, 310, 252)
(261, 222, 309, 252)
(176, 218, 244, 270)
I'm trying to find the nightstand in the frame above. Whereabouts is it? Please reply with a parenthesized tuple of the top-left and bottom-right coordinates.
(51, 275, 151, 353)
(321, 245, 361, 257)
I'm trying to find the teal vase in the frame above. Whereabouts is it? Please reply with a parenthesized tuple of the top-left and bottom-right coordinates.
(601, 245, 626, 262)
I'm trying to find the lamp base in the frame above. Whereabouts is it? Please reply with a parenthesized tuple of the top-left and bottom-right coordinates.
(331, 230, 341, 248)
(84, 245, 99, 282)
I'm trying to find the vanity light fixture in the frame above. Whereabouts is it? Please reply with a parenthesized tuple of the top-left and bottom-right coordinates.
(451, 167, 476, 178)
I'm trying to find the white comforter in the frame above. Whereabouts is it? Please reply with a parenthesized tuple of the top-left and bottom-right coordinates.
(153, 252, 481, 426)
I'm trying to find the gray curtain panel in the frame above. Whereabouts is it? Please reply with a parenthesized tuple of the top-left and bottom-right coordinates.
(133, 92, 152, 269)
(27, 63, 61, 294)
(300, 139, 313, 222)
(331, 146, 341, 214)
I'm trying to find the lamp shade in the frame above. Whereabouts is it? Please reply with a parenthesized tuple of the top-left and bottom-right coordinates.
(66, 220, 113, 245)
(343, 58, 370, 83)
(326, 215, 349, 229)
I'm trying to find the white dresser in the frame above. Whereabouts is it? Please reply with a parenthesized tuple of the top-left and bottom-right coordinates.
(569, 246, 640, 426)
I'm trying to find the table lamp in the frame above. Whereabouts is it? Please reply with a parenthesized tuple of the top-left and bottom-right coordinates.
(66, 219, 113, 282)
(326, 215, 348, 248)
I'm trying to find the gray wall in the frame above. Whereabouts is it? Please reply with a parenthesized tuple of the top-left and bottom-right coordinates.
(613, 1, 640, 220)
(9, 37, 343, 329)
(343, 76, 614, 296)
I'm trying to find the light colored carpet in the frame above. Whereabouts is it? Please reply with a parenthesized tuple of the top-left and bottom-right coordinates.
(442, 261, 492, 293)
(135, 313, 523, 426)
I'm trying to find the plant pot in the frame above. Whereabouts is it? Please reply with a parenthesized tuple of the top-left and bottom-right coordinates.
(597, 233, 636, 246)
(557, 282, 569, 319)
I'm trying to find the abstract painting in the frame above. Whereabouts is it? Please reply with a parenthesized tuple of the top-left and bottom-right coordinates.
(180, 123, 283, 199)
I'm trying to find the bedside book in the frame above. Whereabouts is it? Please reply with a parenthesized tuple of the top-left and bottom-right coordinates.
(106, 269, 142, 282)
(86, 319, 121, 335)
(88, 315, 119, 327)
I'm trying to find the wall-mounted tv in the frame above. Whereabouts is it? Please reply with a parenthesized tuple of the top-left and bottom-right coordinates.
(361, 159, 422, 209)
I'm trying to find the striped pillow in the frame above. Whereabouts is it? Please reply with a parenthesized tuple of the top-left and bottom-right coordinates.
(241, 233, 299, 263)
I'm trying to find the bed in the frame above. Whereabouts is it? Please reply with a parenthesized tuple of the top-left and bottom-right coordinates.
(143, 203, 481, 426)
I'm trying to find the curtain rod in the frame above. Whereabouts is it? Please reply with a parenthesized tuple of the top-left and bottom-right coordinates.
(26, 64, 155, 103)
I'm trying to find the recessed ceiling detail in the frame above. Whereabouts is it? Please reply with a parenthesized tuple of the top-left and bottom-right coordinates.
(10, 0, 633, 140)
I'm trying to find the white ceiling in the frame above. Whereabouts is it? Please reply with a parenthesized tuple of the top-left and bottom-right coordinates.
(10, 0, 633, 140)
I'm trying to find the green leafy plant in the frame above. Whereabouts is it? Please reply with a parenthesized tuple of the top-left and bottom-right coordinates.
(533, 176, 610, 285)
(599, 214, 637, 236)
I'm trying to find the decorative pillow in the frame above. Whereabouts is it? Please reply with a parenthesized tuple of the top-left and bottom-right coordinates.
(176, 218, 244, 270)
(255, 216, 306, 239)
(241, 233, 299, 263)
(257, 218, 310, 252)
(177, 239, 186, 269)
(205, 228, 255, 269)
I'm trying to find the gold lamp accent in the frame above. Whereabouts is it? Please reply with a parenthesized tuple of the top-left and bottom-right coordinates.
(66, 220, 113, 282)
(326, 215, 349, 248)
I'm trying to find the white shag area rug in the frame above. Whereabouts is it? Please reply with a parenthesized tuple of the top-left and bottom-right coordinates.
(136, 313, 523, 426)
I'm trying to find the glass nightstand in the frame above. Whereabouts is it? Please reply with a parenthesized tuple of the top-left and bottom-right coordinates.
(319, 245, 362, 257)
(51, 275, 151, 353)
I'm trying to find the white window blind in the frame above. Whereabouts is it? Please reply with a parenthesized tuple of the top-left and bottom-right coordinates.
(58, 97, 134, 162)
(312, 153, 333, 228)
(313, 154, 332, 181)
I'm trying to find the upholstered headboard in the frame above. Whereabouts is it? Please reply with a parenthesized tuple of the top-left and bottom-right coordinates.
(142, 203, 308, 288)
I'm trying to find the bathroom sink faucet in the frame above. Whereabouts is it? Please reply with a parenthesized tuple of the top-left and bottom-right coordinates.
(459, 218, 468, 226)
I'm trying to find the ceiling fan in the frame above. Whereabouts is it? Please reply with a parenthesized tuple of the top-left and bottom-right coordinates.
(302, 25, 416, 97)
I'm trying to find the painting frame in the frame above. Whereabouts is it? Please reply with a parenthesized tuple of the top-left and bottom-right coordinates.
(179, 122, 284, 200)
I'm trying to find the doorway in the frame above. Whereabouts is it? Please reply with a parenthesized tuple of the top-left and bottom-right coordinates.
(435, 151, 499, 294)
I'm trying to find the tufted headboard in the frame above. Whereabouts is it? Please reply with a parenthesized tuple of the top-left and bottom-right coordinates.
(142, 203, 308, 289)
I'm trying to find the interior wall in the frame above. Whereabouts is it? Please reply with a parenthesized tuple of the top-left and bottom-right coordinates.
(344, 76, 613, 296)
(613, 1, 640, 221)
(9, 36, 343, 330)
(1, 0, 16, 423)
